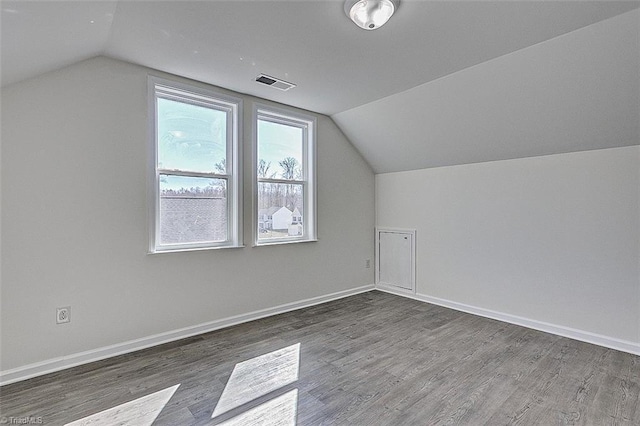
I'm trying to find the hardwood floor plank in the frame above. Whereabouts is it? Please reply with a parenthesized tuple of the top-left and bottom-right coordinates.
(588, 351, 640, 424)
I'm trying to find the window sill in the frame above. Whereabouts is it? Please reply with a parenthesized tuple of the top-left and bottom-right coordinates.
(253, 238, 318, 248)
(148, 244, 245, 254)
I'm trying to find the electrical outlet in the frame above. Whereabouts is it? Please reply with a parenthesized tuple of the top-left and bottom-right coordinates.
(56, 307, 71, 324)
(365, 259, 371, 268)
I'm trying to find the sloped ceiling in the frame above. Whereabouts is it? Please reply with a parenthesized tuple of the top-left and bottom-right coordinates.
(334, 8, 640, 172)
(2, 1, 639, 173)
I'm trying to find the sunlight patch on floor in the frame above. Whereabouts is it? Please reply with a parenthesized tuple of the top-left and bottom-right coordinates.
(64, 384, 180, 426)
(217, 389, 298, 426)
(212, 343, 300, 419)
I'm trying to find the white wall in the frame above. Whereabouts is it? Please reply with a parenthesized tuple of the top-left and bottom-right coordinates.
(376, 146, 640, 348)
(0, 57, 375, 376)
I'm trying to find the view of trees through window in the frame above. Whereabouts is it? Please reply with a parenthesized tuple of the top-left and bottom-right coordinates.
(153, 82, 312, 250)
(257, 118, 305, 240)
(156, 94, 231, 247)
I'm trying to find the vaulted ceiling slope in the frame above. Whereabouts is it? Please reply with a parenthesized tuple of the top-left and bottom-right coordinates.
(335, 7, 640, 172)
(2, 1, 639, 172)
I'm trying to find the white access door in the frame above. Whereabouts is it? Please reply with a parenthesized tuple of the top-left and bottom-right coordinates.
(377, 229, 415, 293)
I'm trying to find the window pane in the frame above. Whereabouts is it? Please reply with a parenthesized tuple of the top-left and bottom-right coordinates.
(157, 97, 227, 173)
(257, 119, 303, 180)
(159, 175, 227, 245)
(257, 182, 303, 240)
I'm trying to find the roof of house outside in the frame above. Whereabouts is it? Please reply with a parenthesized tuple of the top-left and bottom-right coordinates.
(160, 197, 226, 244)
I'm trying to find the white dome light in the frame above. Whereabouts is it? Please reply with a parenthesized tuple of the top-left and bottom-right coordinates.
(345, 0, 399, 31)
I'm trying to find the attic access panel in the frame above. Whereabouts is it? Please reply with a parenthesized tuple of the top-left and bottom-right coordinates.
(376, 228, 416, 293)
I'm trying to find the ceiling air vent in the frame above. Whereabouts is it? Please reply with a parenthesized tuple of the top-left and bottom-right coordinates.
(255, 74, 296, 91)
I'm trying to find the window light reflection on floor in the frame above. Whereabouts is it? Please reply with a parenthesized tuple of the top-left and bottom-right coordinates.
(212, 343, 301, 423)
(64, 384, 180, 426)
(217, 389, 298, 426)
(62, 343, 301, 425)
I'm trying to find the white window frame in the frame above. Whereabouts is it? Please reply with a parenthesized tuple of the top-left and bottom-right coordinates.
(253, 103, 317, 246)
(148, 77, 243, 253)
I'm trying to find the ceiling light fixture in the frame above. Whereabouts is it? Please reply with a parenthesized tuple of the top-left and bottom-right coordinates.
(344, 0, 399, 30)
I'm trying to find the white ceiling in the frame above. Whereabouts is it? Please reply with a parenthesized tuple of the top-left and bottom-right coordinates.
(334, 7, 640, 172)
(2, 1, 639, 172)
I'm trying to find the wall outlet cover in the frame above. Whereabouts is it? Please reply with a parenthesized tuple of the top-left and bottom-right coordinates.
(57, 307, 71, 324)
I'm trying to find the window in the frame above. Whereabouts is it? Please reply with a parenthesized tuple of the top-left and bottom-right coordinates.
(149, 78, 242, 252)
(254, 105, 316, 245)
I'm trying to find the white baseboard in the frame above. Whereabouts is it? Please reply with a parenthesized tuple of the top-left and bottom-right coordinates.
(376, 286, 640, 356)
(0, 284, 375, 386)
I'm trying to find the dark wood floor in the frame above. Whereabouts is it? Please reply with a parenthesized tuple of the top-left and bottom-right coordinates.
(1, 291, 639, 425)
